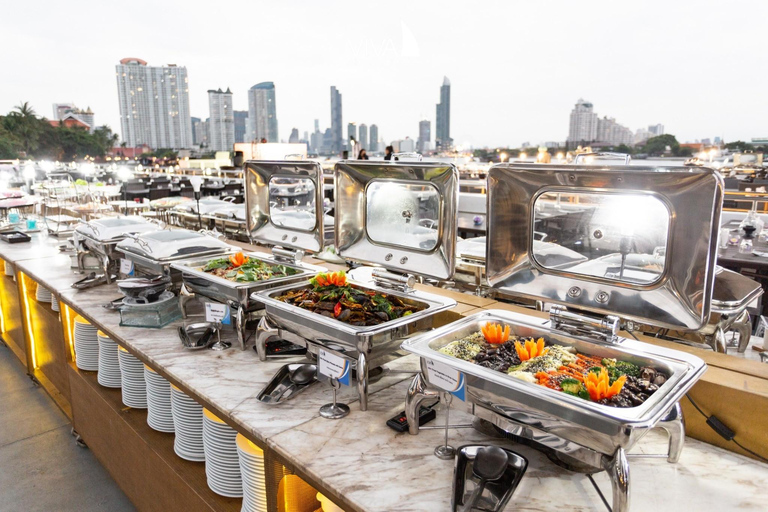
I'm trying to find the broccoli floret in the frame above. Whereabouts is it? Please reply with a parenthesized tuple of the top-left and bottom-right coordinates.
(610, 361, 642, 378)
(560, 378, 583, 395)
(588, 366, 603, 375)
(577, 389, 591, 401)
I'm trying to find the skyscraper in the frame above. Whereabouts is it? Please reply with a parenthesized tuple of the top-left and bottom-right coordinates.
(435, 76, 451, 149)
(115, 58, 193, 148)
(648, 124, 665, 136)
(289, 128, 300, 143)
(233, 111, 248, 143)
(330, 86, 343, 153)
(248, 82, 278, 142)
(567, 99, 598, 146)
(369, 124, 379, 153)
(348, 122, 357, 143)
(359, 124, 368, 150)
(207, 88, 234, 152)
(418, 120, 431, 153)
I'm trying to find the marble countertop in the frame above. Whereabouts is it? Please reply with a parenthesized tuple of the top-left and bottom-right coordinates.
(11, 254, 768, 512)
(0, 232, 63, 266)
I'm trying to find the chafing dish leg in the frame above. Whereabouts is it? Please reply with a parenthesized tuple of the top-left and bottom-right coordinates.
(710, 326, 728, 353)
(255, 316, 279, 361)
(734, 310, 752, 353)
(233, 302, 246, 350)
(179, 284, 195, 319)
(358, 352, 369, 411)
(601, 447, 630, 512)
(657, 402, 685, 463)
(406, 373, 439, 435)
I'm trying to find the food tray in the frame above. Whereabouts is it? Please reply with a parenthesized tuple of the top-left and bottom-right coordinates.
(0, 230, 31, 243)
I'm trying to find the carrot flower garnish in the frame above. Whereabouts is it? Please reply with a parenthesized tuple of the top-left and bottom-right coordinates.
(585, 368, 626, 401)
(514, 337, 547, 361)
(229, 252, 249, 267)
(481, 322, 510, 345)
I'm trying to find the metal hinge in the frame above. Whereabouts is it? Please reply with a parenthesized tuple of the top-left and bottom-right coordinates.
(271, 247, 304, 264)
(372, 268, 416, 293)
(549, 304, 619, 343)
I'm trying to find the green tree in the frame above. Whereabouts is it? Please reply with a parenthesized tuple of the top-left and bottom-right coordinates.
(724, 141, 753, 152)
(644, 134, 680, 156)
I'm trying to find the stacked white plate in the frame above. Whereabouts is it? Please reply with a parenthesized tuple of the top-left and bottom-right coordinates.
(236, 434, 268, 512)
(51, 298, 60, 312)
(35, 284, 53, 303)
(96, 331, 121, 388)
(145, 366, 175, 433)
(73, 316, 99, 371)
(118, 346, 147, 408)
(171, 385, 205, 462)
(203, 409, 243, 498)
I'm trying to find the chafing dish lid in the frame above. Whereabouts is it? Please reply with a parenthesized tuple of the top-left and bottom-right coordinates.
(211, 204, 246, 221)
(245, 160, 325, 254)
(711, 266, 763, 313)
(486, 164, 723, 330)
(334, 161, 458, 280)
(74, 216, 159, 242)
(115, 229, 233, 261)
(174, 199, 232, 215)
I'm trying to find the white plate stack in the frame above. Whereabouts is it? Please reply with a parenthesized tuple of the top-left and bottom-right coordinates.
(203, 409, 243, 498)
(144, 366, 175, 433)
(118, 346, 147, 408)
(171, 385, 205, 462)
(35, 284, 52, 303)
(236, 434, 268, 512)
(73, 316, 99, 371)
(51, 298, 60, 312)
(96, 331, 121, 388)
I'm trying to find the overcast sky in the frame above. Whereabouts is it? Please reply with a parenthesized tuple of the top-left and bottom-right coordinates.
(2, 0, 766, 148)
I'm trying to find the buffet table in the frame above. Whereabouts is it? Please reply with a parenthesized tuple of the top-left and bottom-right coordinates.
(1, 235, 768, 511)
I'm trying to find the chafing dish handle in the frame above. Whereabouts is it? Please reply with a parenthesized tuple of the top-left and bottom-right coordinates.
(405, 373, 439, 435)
(255, 316, 280, 361)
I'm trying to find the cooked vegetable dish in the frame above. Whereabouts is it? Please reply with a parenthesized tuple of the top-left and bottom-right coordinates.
(275, 271, 424, 326)
(200, 252, 299, 283)
(439, 322, 667, 408)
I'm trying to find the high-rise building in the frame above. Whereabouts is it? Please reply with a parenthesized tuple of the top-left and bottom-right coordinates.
(330, 86, 343, 153)
(207, 88, 234, 152)
(347, 122, 357, 145)
(53, 103, 76, 121)
(369, 124, 379, 153)
(596, 117, 633, 146)
(359, 124, 368, 151)
(248, 82, 278, 142)
(115, 58, 193, 148)
(648, 124, 665, 136)
(234, 111, 248, 143)
(418, 120, 431, 153)
(191, 117, 202, 145)
(435, 76, 451, 149)
(567, 98, 598, 146)
(289, 128, 300, 144)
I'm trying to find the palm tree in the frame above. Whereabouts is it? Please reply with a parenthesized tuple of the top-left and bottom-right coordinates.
(8, 102, 42, 155)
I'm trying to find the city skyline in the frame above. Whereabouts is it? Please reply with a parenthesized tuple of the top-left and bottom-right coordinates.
(2, 1, 767, 147)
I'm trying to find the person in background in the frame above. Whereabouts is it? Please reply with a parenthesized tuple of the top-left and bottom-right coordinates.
(342, 150, 349, 159)
(384, 145, 394, 161)
(357, 149, 369, 160)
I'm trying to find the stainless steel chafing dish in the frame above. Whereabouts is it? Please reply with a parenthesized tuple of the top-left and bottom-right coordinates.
(170, 160, 328, 350)
(72, 216, 160, 284)
(207, 204, 248, 241)
(403, 163, 720, 512)
(255, 160, 459, 409)
(116, 229, 235, 281)
(171, 198, 235, 230)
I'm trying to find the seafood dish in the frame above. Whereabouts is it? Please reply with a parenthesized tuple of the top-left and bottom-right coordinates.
(274, 271, 425, 326)
(199, 252, 300, 283)
(438, 322, 667, 408)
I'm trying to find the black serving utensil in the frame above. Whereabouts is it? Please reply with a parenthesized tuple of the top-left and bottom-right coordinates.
(460, 446, 509, 512)
(273, 364, 317, 401)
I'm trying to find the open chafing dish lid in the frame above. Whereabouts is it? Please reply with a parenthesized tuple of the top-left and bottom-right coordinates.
(244, 160, 325, 254)
(486, 164, 723, 331)
(335, 160, 458, 280)
(115, 229, 234, 262)
(711, 266, 763, 313)
(74, 216, 159, 242)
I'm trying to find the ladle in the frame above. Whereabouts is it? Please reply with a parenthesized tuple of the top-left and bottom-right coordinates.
(460, 445, 509, 512)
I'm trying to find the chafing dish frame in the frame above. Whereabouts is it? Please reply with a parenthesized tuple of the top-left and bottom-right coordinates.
(403, 309, 707, 512)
